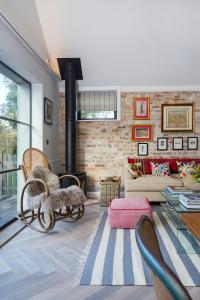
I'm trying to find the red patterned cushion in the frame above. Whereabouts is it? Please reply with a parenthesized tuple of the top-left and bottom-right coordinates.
(128, 158, 137, 164)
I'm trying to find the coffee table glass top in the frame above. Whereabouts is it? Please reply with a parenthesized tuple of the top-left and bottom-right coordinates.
(161, 188, 200, 213)
(161, 187, 200, 253)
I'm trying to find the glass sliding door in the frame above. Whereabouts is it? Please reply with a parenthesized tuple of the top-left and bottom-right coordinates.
(0, 62, 31, 229)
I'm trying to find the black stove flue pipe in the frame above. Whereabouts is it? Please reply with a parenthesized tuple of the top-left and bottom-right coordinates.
(57, 58, 83, 172)
(65, 62, 76, 172)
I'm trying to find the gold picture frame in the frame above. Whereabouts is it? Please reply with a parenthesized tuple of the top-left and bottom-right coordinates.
(161, 103, 193, 132)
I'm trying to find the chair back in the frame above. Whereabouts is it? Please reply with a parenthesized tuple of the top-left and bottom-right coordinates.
(135, 216, 191, 300)
(22, 148, 50, 180)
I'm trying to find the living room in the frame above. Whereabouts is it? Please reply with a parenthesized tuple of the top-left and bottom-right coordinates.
(0, 1, 200, 300)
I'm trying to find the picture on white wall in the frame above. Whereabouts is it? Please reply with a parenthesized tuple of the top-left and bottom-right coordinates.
(44, 97, 53, 125)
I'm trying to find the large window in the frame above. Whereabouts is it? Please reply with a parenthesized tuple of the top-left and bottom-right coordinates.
(0, 62, 31, 229)
(77, 90, 119, 120)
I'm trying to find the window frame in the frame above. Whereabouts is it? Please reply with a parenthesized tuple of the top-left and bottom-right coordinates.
(77, 110, 117, 121)
(77, 88, 121, 121)
(0, 61, 32, 173)
(0, 61, 32, 229)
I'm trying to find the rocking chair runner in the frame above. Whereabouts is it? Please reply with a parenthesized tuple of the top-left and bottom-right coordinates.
(20, 148, 85, 233)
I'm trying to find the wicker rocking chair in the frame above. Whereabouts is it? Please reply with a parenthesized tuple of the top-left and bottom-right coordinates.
(20, 148, 86, 233)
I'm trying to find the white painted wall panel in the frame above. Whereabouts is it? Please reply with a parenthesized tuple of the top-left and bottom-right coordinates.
(0, 0, 49, 62)
(0, 17, 60, 173)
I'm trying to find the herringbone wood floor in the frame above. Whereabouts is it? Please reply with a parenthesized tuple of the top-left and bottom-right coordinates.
(0, 204, 199, 300)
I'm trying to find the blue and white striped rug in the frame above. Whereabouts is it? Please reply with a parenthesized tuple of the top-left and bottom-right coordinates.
(78, 212, 200, 286)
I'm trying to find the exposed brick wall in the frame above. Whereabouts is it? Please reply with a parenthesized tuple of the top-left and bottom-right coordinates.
(59, 91, 200, 192)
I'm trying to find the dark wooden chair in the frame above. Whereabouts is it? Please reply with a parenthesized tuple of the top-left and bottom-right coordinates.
(135, 215, 191, 300)
(20, 148, 85, 233)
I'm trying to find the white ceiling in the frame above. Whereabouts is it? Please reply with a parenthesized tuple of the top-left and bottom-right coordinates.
(34, 0, 200, 88)
(1, 0, 200, 88)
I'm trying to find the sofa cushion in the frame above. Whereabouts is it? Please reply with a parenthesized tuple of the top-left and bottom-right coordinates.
(143, 159, 178, 174)
(125, 175, 184, 192)
(150, 162, 170, 177)
(127, 162, 142, 178)
(128, 158, 200, 174)
(176, 161, 196, 178)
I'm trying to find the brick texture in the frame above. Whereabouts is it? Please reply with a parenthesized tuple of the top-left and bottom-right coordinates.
(59, 91, 200, 192)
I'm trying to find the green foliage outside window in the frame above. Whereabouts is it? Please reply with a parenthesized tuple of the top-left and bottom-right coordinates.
(0, 77, 17, 122)
(80, 111, 115, 119)
(0, 76, 17, 155)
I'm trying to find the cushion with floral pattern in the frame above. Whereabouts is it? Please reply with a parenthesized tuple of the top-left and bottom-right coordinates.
(127, 162, 142, 179)
(150, 162, 170, 177)
(176, 161, 196, 178)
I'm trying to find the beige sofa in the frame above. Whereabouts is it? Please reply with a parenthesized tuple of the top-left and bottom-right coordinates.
(124, 171, 200, 202)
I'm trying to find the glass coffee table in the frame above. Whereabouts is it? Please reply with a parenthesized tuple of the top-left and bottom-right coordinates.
(161, 188, 200, 254)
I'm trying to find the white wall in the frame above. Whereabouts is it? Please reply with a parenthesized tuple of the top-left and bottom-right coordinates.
(0, 0, 49, 63)
(0, 16, 60, 173)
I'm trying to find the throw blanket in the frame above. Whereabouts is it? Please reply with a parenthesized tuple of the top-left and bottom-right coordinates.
(26, 165, 86, 212)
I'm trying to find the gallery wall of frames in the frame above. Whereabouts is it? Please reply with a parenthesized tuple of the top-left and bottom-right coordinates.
(132, 98, 198, 156)
(59, 91, 200, 192)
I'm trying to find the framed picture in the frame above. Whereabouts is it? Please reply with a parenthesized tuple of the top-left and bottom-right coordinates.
(187, 137, 198, 150)
(157, 137, 168, 151)
(132, 124, 153, 141)
(133, 97, 150, 120)
(173, 137, 183, 150)
(44, 97, 53, 125)
(161, 103, 193, 132)
(138, 143, 148, 156)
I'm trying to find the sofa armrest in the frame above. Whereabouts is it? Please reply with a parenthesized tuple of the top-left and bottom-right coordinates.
(124, 168, 133, 180)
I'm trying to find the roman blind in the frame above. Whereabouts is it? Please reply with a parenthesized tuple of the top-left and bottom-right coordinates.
(77, 90, 117, 112)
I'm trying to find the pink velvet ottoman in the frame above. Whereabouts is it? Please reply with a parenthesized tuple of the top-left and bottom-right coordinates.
(108, 197, 152, 228)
